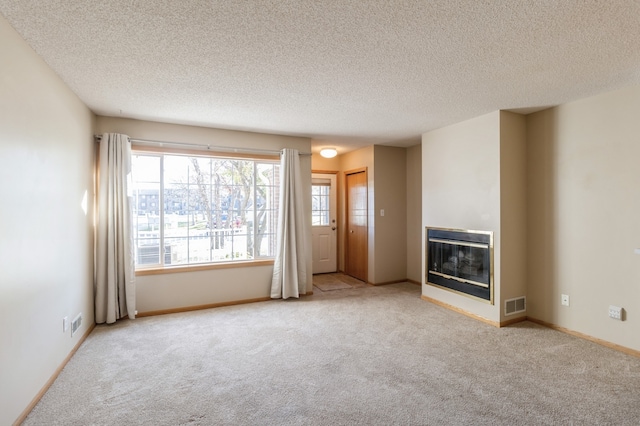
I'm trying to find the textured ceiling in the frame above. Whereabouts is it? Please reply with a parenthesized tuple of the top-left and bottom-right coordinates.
(2, 1, 640, 152)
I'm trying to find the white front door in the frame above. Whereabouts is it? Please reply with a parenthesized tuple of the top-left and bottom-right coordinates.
(311, 173, 337, 274)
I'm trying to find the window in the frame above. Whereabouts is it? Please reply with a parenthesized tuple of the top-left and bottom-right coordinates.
(131, 152, 280, 268)
(311, 183, 331, 226)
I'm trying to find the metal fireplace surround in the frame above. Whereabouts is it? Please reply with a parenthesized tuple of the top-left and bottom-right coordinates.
(426, 227, 494, 303)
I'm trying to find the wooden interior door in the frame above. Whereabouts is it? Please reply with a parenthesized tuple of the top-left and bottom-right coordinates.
(345, 169, 367, 282)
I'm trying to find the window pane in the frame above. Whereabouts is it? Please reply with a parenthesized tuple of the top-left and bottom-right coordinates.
(188, 235, 211, 264)
(165, 237, 187, 265)
(164, 155, 189, 185)
(188, 187, 209, 231)
(131, 152, 279, 267)
(189, 157, 211, 186)
(311, 184, 330, 226)
(164, 184, 188, 237)
(256, 208, 277, 257)
(132, 155, 161, 266)
(210, 184, 230, 229)
(132, 154, 160, 183)
(136, 238, 161, 265)
(209, 227, 231, 261)
(256, 163, 278, 186)
(255, 162, 279, 258)
(228, 208, 251, 260)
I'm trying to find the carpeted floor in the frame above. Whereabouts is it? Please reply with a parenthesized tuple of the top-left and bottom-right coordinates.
(24, 282, 640, 425)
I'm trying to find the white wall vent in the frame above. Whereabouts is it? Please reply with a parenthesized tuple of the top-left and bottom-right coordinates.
(505, 297, 526, 316)
(71, 313, 82, 337)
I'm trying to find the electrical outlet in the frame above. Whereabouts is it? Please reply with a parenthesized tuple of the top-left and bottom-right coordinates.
(561, 294, 570, 306)
(609, 305, 623, 321)
(63, 316, 69, 332)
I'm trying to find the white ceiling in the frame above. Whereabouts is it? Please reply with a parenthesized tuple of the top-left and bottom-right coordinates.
(2, 1, 640, 153)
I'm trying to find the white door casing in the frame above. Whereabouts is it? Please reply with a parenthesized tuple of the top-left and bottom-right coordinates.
(311, 173, 337, 274)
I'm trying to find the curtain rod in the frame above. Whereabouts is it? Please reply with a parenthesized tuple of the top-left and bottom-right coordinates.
(94, 135, 312, 156)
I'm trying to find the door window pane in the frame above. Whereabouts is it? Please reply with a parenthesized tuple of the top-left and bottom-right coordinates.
(312, 184, 330, 226)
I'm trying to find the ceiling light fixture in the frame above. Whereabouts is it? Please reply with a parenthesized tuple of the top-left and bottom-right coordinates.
(320, 148, 338, 158)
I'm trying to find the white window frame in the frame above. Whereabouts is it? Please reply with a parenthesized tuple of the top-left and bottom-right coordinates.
(130, 149, 280, 271)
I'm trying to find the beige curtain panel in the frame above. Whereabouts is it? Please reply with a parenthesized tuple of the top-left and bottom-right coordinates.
(95, 133, 136, 324)
(271, 148, 308, 299)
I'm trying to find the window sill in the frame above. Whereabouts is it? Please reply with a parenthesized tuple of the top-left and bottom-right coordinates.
(135, 259, 275, 276)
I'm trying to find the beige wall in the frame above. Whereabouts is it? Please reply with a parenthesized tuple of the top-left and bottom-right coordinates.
(133, 265, 276, 313)
(311, 153, 340, 172)
(95, 117, 313, 313)
(422, 86, 640, 350)
(313, 145, 415, 285)
(338, 146, 375, 279)
(527, 86, 640, 351)
(373, 145, 407, 283)
(422, 111, 502, 322)
(422, 111, 528, 324)
(499, 111, 528, 322)
(406, 144, 422, 283)
(0, 15, 96, 425)
(96, 116, 310, 152)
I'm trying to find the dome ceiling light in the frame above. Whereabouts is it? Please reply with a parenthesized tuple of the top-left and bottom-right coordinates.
(320, 148, 337, 158)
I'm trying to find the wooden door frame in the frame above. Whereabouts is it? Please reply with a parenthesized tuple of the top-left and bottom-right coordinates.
(344, 167, 368, 283)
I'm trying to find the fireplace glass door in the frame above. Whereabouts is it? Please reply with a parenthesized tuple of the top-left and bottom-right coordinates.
(426, 228, 493, 303)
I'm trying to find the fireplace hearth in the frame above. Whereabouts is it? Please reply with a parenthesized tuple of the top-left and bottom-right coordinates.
(426, 227, 493, 303)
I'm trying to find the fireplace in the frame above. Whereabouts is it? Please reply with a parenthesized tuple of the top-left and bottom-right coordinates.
(426, 227, 493, 303)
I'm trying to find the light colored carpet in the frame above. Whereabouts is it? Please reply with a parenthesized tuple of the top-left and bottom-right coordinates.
(24, 283, 640, 425)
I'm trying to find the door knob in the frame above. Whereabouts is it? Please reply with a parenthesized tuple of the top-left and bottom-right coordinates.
(350, 230, 354, 233)
(332, 227, 336, 231)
